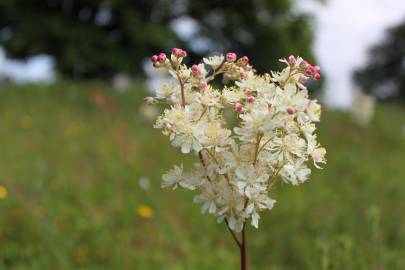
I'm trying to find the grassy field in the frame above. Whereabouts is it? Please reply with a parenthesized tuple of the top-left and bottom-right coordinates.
(0, 82, 404, 270)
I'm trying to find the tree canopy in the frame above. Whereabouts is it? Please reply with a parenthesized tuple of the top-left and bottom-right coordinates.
(0, 0, 316, 79)
(354, 20, 405, 103)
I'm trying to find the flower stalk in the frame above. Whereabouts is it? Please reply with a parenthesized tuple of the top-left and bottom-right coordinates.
(147, 49, 326, 269)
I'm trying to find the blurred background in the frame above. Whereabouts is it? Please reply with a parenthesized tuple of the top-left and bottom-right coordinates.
(0, 0, 404, 269)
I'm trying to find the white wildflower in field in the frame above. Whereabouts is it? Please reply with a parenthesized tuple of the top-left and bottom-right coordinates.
(351, 90, 375, 127)
(138, 176, 151, 190)
(146, 49, 326, 233)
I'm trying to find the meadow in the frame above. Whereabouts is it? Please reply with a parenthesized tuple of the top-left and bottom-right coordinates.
(0, 82, 404, 270)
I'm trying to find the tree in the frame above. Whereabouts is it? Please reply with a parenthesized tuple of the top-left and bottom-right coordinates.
(354, 20, 405, 102)
(0, 0, 316, 79)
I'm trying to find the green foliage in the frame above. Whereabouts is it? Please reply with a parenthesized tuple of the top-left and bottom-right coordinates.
(0, 0, 316, 78)
(0, 83, 404, 269)
(354, 20, 405, 103)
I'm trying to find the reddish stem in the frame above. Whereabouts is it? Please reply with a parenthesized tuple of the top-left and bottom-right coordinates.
(240, 224, 247, 270)
(175, 72, 186, 108)
(225, 221, 248, 270)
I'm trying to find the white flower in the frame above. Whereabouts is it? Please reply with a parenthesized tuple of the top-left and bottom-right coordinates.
(156, 82, 176, 100)
(138, 176, 151, 190)
(306, 100, 321, 122)
(162, 164, 204, 190)
(203, 55, 225, 69)
(199, 122, 232, 151)
(311, 147, 326, 169)
(222, 87, 245, 104)
(194, 182, 217, 214)
(245, 193, 276, 228)
(280, 159, 311, 185)
(351, 90, 375, 127)
(235, 164, 268, 198)
(171, 131, 203, 154)
(162, 164, 184, 189)
(150, 51, 326, 231)
(270, 134, 307, 163)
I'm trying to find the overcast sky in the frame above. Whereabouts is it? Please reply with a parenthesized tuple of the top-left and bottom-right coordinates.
(299, 0, 405, 108)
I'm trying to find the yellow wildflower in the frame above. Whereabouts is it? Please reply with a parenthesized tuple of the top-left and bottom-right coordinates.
(137, 205, 154, 219)
(20, 115, 33, 129)
(0, 185, 7, 200)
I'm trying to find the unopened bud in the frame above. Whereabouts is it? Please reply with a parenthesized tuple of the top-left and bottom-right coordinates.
(306, 65, 315, 75)
(247, 95, 255, 103)
(234, 103, 244, 113)
(287, 107, 295, 114)
(191, 64, 202, 75)
(314, 73, 321, 80)
(158, 53, 166, 62)
(199, 81, 208, 89)
(150, 55, 158, 63)
(241, 56, 249, 65)
(226, 52, 237, 62)
(171, 48, 180, 55)
(179, 49, 187, 58)
(144, 96, 155, 104)
(288, 55, 296, 65)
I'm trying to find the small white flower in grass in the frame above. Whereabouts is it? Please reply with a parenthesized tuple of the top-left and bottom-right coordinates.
(351, 90, 375, 127)
(138, 176, 151, 190)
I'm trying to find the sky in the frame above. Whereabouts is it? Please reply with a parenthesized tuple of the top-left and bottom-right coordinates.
(298, 0, 405, 108)
(1, 0, 405, 108)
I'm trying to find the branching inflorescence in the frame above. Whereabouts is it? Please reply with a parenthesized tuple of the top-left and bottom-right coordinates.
(146, 49, 326, 234)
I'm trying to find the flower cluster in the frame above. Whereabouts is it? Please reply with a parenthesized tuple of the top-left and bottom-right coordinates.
(146, 49, 326, 232)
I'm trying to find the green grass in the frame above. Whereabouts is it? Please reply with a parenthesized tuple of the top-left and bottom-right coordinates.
(0, 82, 404, 269)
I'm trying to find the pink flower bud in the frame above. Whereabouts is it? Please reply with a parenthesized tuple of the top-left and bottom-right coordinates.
(171, 48, 179, 55)
(287, 107, 295, 114)
(314, 66, 321, 72)
(314, 73, 321, 80)
(226, 52, 237, 62)
(150, 55, 158, 63)
(247, 95, 255, 103)
(179, 49, 187, 58)
(144, 96, 155, 104)
(288, 55, 296, 65)
(234, 103, 244, 113)
(191, 64, 202, 75)
(199, 81, 208, 89)
(306, 65, 315, 75)
(241, 56, 249, 65)
(158, 53, 166, 62)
